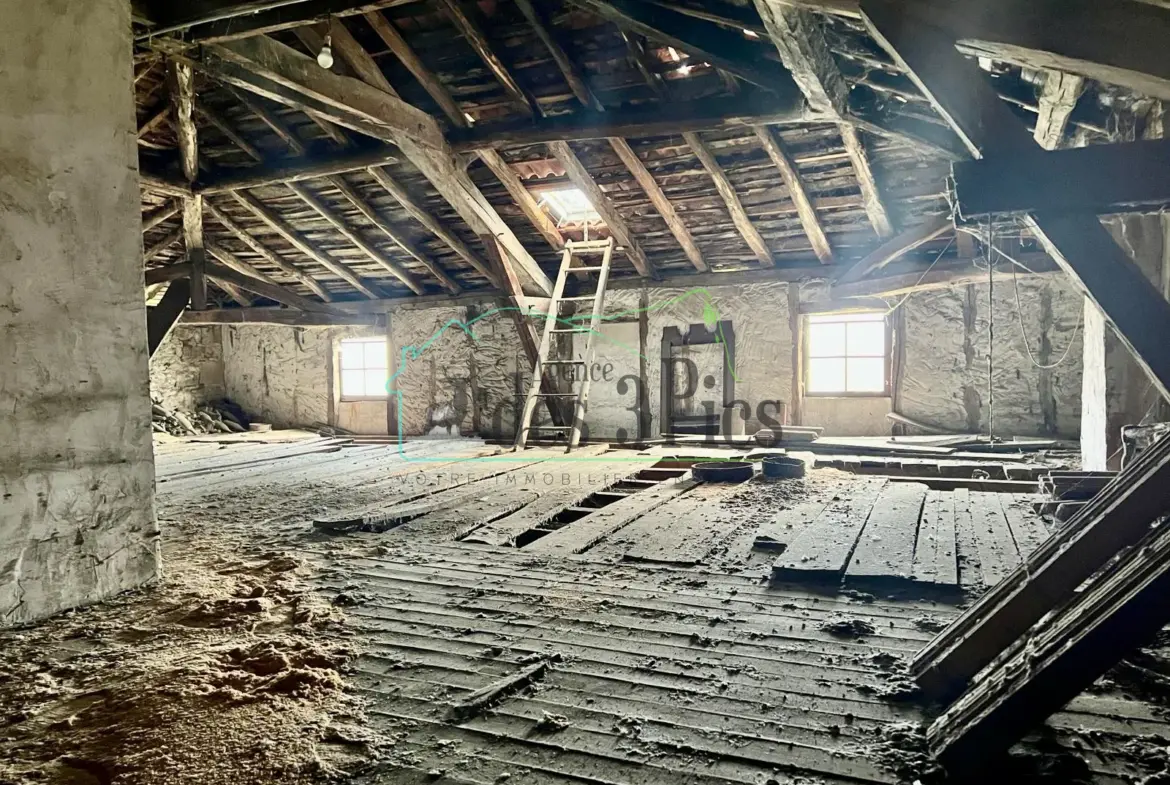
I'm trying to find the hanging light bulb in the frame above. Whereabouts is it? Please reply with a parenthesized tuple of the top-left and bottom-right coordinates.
(317, 34, 334, 69)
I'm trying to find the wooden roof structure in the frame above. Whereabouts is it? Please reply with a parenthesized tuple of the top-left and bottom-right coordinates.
(132, 0, 1166, 323)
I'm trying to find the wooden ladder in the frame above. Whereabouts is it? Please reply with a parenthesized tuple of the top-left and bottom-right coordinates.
(514, 237, 615, 452)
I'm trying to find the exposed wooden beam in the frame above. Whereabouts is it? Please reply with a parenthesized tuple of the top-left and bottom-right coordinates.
(608, 138, 707, 271)
(141, 170, 195, 199)
(518, 4, 703, 272)
(570, 0, 801, 93)
(684, 131, 774, 268)
(323, 19, 554, 296)
(363, 10, 467, 127)
(181, 306, 385, 326)
(232, 190, 383, 299)
(204, 198, 334, 301)
(477, 149, 564, 252)
(170, 60, 207, 310)
(832, 254, 1057, 299)
(754, 126, 832, 263)
(142, 200, 180, 233)
(952, 137, 1170, 217)
(145, 262, 192, 286)
(205, 254, 344, 313)
(197, 143, 399, 194)
(328, 175, 463, 293)
(137, 103, 171, 138)
(862, 0, 1170, 401)
(204, 241, 278, 285)
(840, 123, 893, 238)
(548, 141, 653, 277)
(175, 0, 414, 43)
(196, 102, 263, 160)
(1033, 70, 1084, 150)
(143, 227, 183, 263)
(834, 216, 951, 285)
(285, 182, 425, 294)
(456, 93, 815, 152)
(437, 0, 538, 117)
(515, 0, 602, 112)
(365, 167, 496, 288)
(148, 279, 191, 357)
(753, 0, 894, 238)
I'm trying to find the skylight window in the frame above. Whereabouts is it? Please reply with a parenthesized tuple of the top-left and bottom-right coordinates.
(540, 187, 602, 225)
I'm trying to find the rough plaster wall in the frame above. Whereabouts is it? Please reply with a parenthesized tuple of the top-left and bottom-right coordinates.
(389, 305, 527, 438)
(608, 282, 793, 437)
(0, 0, 159, 625)
(149, 326, 225, 412)
(574, 321, 642, 441)
(222, 326, 332, 428)
(900, 275, 1083, 437)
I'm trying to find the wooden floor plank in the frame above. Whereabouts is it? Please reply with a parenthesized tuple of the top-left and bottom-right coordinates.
(751, 500, 830, 552)
(461, 455, 648, 545)
(910, 490, 959, 588)
(846, 482, 928, 584)
(523, 476, 698, 556)
(616, 481, 758, 565)
(998, 493, 1050, 558)
(772, 479, 887, 582)
(966, 491, 1021, 588)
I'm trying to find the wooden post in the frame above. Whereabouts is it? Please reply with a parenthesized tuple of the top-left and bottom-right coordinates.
(169, 60, 206, 310)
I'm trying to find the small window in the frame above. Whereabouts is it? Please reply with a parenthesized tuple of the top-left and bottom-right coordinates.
(339, 337, 389, 399)
(806, 312, 888, 395)
(540, 187, 602, 225)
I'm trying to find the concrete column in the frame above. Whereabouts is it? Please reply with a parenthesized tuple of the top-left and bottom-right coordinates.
(0, 0, 159, 624)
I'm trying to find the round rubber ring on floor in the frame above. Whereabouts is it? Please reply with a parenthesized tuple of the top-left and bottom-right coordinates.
(692, 461, 754, 483)
(761, 455, 806, 479)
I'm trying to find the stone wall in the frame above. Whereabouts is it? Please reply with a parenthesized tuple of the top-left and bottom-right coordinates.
(150, 326, 225, 412)
(0, 0, 159, 625)
(199, 274, 1086, 443)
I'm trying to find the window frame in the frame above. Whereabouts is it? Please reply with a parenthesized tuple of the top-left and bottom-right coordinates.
(803, 311, 891, 398)
(337, 336, 391, 402)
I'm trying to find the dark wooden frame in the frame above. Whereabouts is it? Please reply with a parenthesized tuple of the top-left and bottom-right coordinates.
(659, 320, 737, 436)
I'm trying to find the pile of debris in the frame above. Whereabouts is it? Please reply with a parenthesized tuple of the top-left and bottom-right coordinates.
(152, 398, 250, 436)
(1035, 470, 1117, 522)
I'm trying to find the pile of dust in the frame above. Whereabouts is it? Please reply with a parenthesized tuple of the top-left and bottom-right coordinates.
(820, 616, 877, 639)
(0, 545, 376, 784)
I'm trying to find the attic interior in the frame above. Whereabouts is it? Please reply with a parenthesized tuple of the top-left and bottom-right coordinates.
(6, 0, 1170, 782)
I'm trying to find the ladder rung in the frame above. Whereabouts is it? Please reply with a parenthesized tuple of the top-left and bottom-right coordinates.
(544, 359, 585, 365)
(550, 328, 591, 334)
(536, 393, 578, 397)
(559, 295, 600, 301)
(568, 265, 605, 272)
(526, 425, 573, 431)
(568, 240, 614, 250)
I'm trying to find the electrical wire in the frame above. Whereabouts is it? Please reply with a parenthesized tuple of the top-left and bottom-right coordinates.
(881, 237, 955, 316)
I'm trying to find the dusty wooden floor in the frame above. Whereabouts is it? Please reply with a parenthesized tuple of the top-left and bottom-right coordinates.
(23, 434, 1165, 784)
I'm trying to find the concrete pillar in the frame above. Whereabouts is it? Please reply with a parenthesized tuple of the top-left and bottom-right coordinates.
(0, 0, 159, 624)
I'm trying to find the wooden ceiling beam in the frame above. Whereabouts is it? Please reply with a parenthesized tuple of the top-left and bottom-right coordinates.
(320, 19, 554, 295)
(518, 2, 703, 272)
(684, 131, 773, 268)
(477, 149, 565, 252)
(754, 125, 832, 263)
(197, 143, 398, 194)
(204, 198, 335, 301)
(181, 307, 384, 326)
(231, 190, 384, 298)
(142, 200, 180, 233)
(363, 10, 467, 127)
(169, 60, 208, 312)
(833, 216, 951, 284)
(754, 0, 893, 238)
(145, 262, 192, 286)
(144, 227, 183, 262)
(286, 182, 425, 294)
(448, 92, 813, 151)
(148, 279, 192, 357)
(173, 0, 415, 43)
(570, 0, 800, 93)
(437, 0, 538, 117)
(214, 64, 460, 295)
(205, 252, 346, 313)
(862, 0, 1170, 402)
(548, 141, 653, 277)
(1033, 70, 1084, 151)
(952, 138, 1170, 217)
